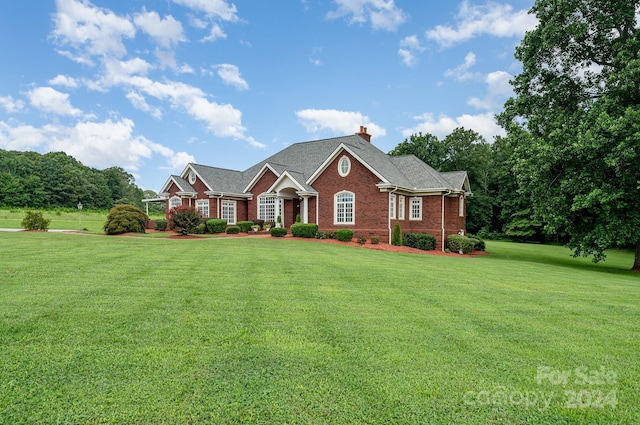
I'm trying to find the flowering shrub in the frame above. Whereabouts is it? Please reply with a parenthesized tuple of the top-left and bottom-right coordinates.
(168, 206, 202, 235)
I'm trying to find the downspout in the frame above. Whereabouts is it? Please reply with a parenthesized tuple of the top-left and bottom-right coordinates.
(388, 187, 398, 244)
(441, 190, 451, 252)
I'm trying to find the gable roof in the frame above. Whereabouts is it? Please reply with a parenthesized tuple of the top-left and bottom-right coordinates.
(164, 133, 471, 196)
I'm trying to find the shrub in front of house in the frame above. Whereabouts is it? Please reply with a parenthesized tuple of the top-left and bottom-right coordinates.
(370, 235, 380, 245)
(206, 218, 227, 234)
(447, 234, 476, 254)
(270, 227, 287, 237)
(290, 223, 319, 238)
(21, 210, 51, 231)
(466, 233, 486, 251)
(403, 232, 437, 251)
(357, 235, 367, 244)
(104, 204, 148, 235)
(226, 225, 241, 234)
(236, 221, 254, 233)
(193, 223, 206, 234)
(336, 229, 353, 242)
(168, 206, 202, 235)
(391, 222, 402, 246)
(154, 219, 167, 231)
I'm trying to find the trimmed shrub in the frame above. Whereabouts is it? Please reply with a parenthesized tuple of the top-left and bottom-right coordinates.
(270, 227, 287, 237)
(193, 223, 206, 234)
(291, 223, 319, 238)
(370, 235, 380, 245)
(295, 214, 301, 223)
(466, 233, 486, 251)
(154, 219, 168, 231)
(237, 221, 254, 233)
(357, 235, 367, 244)
(104, 204, 148, 235)
(168, 206, 202, 235)
(403, 232, 437, 251)
(226, 225, 241, 234)
(447, 234, 476, 254)
(336, 229, 353, 242)
(21, 210, 51, 231)
(391, 222, 402, 246)
(206, 218, 227, 234)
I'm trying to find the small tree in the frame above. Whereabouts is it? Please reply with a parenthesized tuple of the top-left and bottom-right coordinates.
(21, 210, 51, 231)
(391, 222, 402, 246)
(168, 206, 202, 235)
(103, 204, 148, 235)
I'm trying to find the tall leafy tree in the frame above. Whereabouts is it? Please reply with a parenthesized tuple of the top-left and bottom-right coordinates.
(499, 0, 640, 271)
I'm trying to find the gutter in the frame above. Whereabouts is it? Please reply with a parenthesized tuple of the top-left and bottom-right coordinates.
(388, 186, 398, 245)
(441, 190, 451, 252)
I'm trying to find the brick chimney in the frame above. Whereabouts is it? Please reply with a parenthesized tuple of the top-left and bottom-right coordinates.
(356, 125, 371, 143)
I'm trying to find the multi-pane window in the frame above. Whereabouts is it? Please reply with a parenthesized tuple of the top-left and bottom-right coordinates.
(222, 200, 236, 225)
(169, 196, 182, 210)
(398, 195, 405, 220)
(258, 195, 276, 222)
(335, 191, 354, 224)
(338, 156, 351, 177)
(195, 199, 209, 218)
(389, 193, 396, 219)
(410, 197, 422, 220)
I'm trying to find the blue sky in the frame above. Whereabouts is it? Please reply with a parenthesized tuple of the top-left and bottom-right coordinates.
(0, 0, 536, 191)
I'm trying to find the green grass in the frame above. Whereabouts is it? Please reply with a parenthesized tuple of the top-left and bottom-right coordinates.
(0, 208, 164, 233)
(0, 234, 638, 424)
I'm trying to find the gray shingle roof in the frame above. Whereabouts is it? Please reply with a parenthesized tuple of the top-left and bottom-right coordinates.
(182, 134, 470, 195)
(172, 176, 196, 193)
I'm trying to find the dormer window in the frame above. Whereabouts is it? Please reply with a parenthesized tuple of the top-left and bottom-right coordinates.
(338, 156, 351, 177)
(188, 170, 196, 184)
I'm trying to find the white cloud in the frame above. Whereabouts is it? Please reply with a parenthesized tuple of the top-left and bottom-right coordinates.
(28, 87, 83, 117)
(444, 52, 478, 82)
(201, 23, 227, 42)
(0, 122, 47, 150)
(172, 0, 239, 22)
(215, 64, 249, 90)
(426, 1, 537, 48)
(328, 0, 407, 31)
(0, 96, 25, 113)
(403, 112, 505, 141)
(134, 10, 186, 48)
(398, 35, 425, 67)
(468, 70, 513, 110)
(52, 0, 136, 59)
(296, 109, 386, 138)
(49, 74, 79, 88)
(126, 91, 163, 119)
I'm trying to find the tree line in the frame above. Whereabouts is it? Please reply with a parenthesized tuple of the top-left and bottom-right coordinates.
(0, 149, 146, 210)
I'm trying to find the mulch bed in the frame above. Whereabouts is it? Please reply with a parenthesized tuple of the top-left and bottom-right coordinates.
(122, 229, 487, 257)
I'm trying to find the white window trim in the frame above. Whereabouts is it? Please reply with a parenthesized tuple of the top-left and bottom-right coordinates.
(459, 195, 465, 217)
(169, 196, 182, 210)
(222, 200, 237, 225)
(338, 155, 351, 177)
(334, 190, 355, 225)
(257, 194, 276, 222)
(195, 199, 209, 218)
(389, 193, 396, 220)
(188, 170, 196, 184)
(410, 197, 422, 221)
(398, 195, 405, 220)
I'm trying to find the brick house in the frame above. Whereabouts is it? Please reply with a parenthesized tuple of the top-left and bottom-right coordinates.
(158, 127, 471, 249)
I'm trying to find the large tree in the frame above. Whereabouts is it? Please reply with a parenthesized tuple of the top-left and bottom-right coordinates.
(499, 0, 640, 271)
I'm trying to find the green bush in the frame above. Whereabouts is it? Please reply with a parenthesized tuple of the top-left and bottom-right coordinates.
(357, 235, 367, 244)
(336, 229, 353, 242)
(290, 223, 319, 238)
(466, 233, 486, 251)
(391, 222, 402, 246)
(193, 223, 206, 234)
(21, 210, 51, 231)
(154, 219, 167, 231)
(447, 234, 476, 254)
(403, 233, 437, 251)
(103, 204, 148, 235)
(226, 225, 241, 234)
(206, 218, 227, 234)
(237, 221, 254, 233)
(370, 235, 380, 245)
(168, 206, 202, 235)
(295, 214, 301, 223)
(270, 227, 287, 237)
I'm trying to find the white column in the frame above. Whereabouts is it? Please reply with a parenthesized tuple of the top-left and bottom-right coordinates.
(301, 195, 309, 224)
(276, 197, 282, 227)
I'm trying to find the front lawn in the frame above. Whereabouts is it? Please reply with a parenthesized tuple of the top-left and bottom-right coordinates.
(0, 233, 638, 424)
